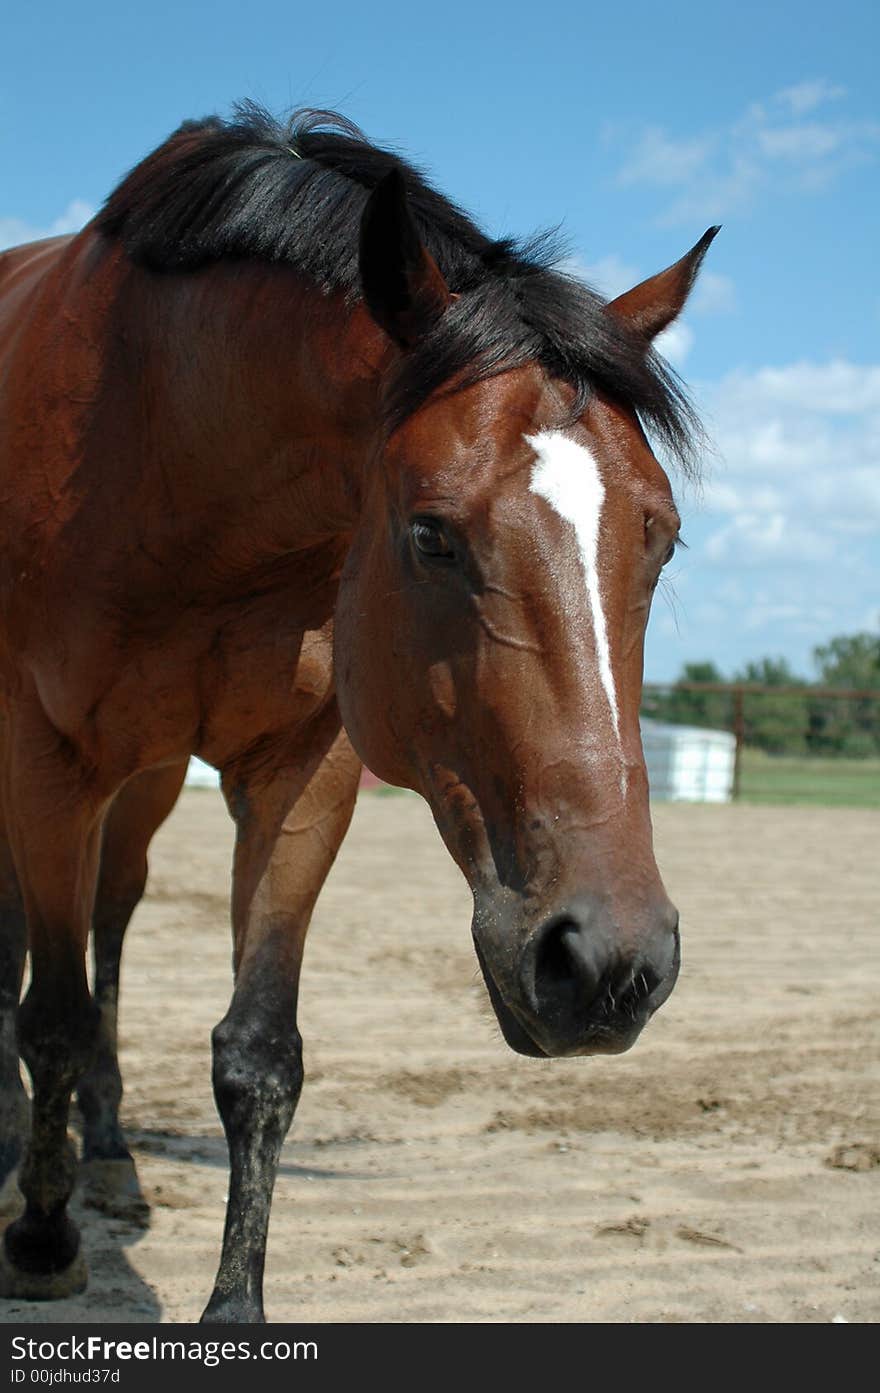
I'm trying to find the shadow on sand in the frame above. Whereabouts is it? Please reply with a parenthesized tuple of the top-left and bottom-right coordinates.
(0, 1153, 162, 1323)
(0, 1124, 377, 1323)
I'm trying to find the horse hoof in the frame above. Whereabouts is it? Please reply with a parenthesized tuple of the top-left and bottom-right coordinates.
(81, 1158, 151, 1229)
(0, 1244, 87, 1300)
(201, 1295, 266, 1324)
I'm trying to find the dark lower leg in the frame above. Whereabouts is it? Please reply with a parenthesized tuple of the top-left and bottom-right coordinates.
(3, 971, 99, 1289)
(76, 900, 150, 1228)
(0, 697, 108, 1296)
(201, 720, 360, 1322)
(76, 764, 184, 1162)
(201, 947, 302, 1323)
(77, 897, 139, 1161)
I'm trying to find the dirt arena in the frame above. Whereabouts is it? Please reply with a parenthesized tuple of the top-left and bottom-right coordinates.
(1, 788, 878, 1324)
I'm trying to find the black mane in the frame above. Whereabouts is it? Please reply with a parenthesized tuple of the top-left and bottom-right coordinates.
(98, 103, 700, 465)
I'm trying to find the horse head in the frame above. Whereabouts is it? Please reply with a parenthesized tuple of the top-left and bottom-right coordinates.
(336, 172, 717, 1058)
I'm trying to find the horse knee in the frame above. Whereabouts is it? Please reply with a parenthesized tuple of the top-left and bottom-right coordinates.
(17, 986, 100, 1093)
(211, 1014, 303, 1138)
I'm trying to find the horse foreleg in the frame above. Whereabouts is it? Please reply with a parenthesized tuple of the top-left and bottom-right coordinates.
(0, 698, 103, 1298)
(201, 717, 360, 1323)
(77, 761, 188, 1163)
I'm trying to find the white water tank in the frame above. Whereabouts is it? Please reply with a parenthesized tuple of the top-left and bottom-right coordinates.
(640, 719, 736, 803)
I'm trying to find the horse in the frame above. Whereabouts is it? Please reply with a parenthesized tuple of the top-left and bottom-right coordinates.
(0, 103, 716, 1321)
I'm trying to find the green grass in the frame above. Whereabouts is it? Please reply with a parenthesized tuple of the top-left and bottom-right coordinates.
(738, 749, 880, 808)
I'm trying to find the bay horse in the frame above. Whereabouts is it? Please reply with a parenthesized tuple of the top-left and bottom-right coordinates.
(0, 104, 716, 1321)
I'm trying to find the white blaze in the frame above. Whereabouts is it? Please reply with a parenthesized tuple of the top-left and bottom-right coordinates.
(526, 429, 621, 745)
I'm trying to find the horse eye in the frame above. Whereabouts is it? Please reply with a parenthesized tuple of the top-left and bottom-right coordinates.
(661, 540, 677, 567)
(411, 518, 455, 560)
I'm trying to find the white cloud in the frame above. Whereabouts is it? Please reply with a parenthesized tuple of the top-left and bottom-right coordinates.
(699, 360, 880, 525)
(618, 127, 714, 188)
(650, 355, 880, 674)
(774, 79, 848, 118)
(655, 320, 694, 368)
(613, 80, 879, 224)
(560, 252, 641, 299)
(733, 360, 880, 414)
(0, 199, 95, 252)
(757, 122, 847, 162)
(703, 512, 834, 567)
(741, 600, 838, 634)
(691, 271, 736, 316)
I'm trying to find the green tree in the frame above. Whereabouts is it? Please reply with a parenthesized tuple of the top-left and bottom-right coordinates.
(814, 631, 880, 688)
(733, 657, 809, 755)
(642, 634, 880, 757)
(810, 631, 880, 755)
(642, 661, 732, 730)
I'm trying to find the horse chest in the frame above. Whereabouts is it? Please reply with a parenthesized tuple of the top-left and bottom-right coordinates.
(193, 606, 338, 766)
(26, 582, 339, 784)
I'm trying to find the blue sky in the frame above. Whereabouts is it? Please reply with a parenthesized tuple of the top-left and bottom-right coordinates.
(3, 0, 877, 681)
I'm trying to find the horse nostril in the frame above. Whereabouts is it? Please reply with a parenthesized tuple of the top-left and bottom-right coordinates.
(532, 917, 608, 1015)
(616, 922, 680, 1015)
(527, 903, 680, 1028)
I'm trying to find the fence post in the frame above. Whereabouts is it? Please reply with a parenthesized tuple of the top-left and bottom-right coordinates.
(732, 687, 745, 800)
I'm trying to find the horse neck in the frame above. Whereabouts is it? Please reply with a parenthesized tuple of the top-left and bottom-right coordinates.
(114, 255, 386, 552)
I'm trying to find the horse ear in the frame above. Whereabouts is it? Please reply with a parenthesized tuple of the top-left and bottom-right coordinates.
(606, 227, 720, 341)
(359, 169, 452, 348)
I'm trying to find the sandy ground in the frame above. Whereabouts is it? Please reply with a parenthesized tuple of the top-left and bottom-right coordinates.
(1, 789, 878, 1324)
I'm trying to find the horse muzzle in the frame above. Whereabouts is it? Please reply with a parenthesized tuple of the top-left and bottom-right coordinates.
(473, 894, 681, 1058)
